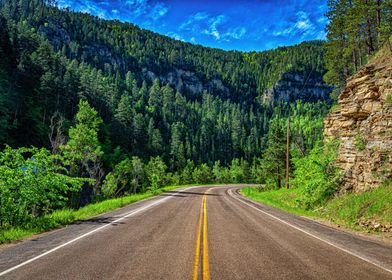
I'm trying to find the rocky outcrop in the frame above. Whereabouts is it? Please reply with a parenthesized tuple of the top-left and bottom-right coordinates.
(142, 68, 229, 97)
(263, 72, 333, 104)
(324, 48, 392, 192)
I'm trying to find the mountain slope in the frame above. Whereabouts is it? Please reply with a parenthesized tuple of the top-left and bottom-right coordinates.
(0, 0, 332, 169)
(2, 0, 330, 104)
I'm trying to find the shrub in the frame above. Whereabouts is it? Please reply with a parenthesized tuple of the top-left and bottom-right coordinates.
(386, 93, 392, 105)
(291, 140, 342, 209)
(354, 134, 366, 151)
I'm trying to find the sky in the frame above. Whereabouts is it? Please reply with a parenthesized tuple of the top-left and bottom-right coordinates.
(56, 0, 329, 52)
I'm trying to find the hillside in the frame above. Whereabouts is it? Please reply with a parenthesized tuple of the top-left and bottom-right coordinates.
(0, 0, 331, 163)
(1, 0, 330, 104)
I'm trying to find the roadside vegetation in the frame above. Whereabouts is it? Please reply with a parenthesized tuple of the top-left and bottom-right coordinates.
(0, 184, 191, 244)
(242, 181, 392, 234)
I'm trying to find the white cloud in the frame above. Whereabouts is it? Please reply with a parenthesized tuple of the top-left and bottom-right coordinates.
(202, 15, 227, 40)
(179, 12, 209, 31)
(166, 32, 185, 41)
(223, 27, 247, 40)
(150, 2, 168, 21)
(272, 11, 317, 39)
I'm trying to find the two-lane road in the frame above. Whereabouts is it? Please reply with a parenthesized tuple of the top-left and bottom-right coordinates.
(1, 185, 391, 279)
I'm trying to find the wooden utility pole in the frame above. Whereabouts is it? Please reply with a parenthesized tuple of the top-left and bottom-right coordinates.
(285, 115, 290, 189)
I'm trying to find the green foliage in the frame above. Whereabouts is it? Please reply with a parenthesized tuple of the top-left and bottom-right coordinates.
(325, 0, 392, 88)
(102, 157, 145, 198)
(229, 158, 249, 183)
(0, 146, 85, 228)
(242, 180, 392, 233)
(291, 140, 342, 209)
(192, 163, 213, 184)
(321, 180, 392, 228)
(354, 134, 366, 151)
(386, 93, 392, 105)
(212, 161, 230, 183)
(61, 100, 103, 195)
(0, 0, 335, 239)
(260, 118, 287, 188)
(145, 156, 167, 193)
(0, 184, 188, 244)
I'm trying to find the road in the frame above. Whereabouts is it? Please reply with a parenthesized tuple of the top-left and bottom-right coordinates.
(0, 185, 391, 279)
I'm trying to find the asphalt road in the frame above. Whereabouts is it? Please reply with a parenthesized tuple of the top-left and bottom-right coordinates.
(0, 185, 392, 280)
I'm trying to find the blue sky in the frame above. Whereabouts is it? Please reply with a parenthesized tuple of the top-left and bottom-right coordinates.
(57, 0, 329, 52)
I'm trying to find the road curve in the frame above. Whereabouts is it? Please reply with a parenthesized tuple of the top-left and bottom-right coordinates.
(0, 185, 391, 280)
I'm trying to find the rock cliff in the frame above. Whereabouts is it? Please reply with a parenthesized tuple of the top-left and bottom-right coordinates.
(263, 71, 332, 104)
(324, 47, 392, 192)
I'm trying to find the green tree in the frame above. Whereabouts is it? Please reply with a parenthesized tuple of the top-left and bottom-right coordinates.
(145, 156, 167, 193)
(260, 119, 286, 188)
(61, 100, 103, 196)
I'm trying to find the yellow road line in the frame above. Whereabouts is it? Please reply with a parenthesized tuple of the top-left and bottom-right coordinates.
(202, 196, 210, 280)
(192, 197, 204, 280)
(192, 190, 211, 280)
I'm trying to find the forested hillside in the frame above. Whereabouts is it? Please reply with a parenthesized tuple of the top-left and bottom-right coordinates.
(325, 0, 392, 93)
(0, 0, 332, 233)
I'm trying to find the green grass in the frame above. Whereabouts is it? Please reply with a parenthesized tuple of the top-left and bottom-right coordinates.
(241, 187, 319, 218)
(321, 182, 392, 229)
(386, 93, 392, 105)
(0, 184, 195, 244)
(241, 181, 392, 234)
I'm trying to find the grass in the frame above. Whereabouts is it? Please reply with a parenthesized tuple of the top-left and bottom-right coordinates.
(241, 181, 392, 234)
(241, 187, 319, 218)
(386, 93, 392, 105)
(0, 184, 196, 244)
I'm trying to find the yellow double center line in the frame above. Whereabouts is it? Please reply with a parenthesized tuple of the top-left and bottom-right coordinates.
(192, 195, 210, 280)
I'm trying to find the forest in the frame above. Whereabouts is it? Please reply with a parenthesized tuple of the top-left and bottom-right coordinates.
(325, 0, 392, 94)
(0, 0, 337, 231)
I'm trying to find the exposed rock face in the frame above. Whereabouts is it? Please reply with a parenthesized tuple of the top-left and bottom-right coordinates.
(38, 21, 70, 50)
(324, 50, 392, 192)
(142, 68, 229, 97)
(263, 72, 333, 104)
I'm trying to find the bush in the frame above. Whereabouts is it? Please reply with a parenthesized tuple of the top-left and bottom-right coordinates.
(354, 134, 366, 151)
(386, 93, 392, 105)
(291, 140, 342, 209)
(0, 146, 85, 228)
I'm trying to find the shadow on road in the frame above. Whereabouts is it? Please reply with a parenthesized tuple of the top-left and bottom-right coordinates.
(75, 217, 125, 226)
(160, 191, 220, 197)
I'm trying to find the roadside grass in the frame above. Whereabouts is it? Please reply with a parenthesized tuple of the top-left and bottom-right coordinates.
(241, 181, 392, 233)
(0, 184, 202, 244)
(321, 181, 392, 229)
(240, 187, 320, 218)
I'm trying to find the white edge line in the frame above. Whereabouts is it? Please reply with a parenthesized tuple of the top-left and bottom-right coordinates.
(0, 187, 198, 277)
(228, 189, 392, 275)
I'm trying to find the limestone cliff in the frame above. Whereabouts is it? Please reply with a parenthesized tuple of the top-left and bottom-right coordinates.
(324, 47, 392, 192)
(263, 71, 332, 104)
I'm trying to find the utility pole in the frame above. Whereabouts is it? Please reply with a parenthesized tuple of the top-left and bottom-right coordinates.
(285, 114, 290, 189)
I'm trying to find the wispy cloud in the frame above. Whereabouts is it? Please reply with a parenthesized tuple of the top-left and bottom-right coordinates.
(56, 0, 329, 52)
(166, 31, 185, 41)
(150, 2, 168, 21)
(179, 12, 209, 31)
(202, 15, 227, 40)
(58, 0, 168, 23)
(223, 27, 247, 40)
(272, 11, 317, 39)
(180, 12, 243, 42)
